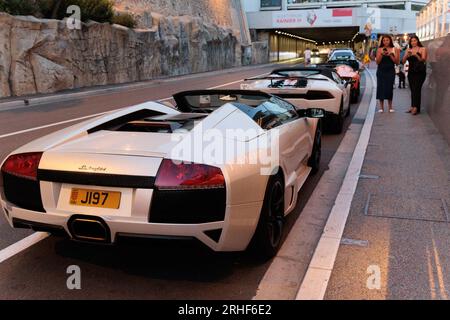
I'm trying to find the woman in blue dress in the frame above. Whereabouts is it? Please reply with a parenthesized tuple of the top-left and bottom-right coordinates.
(375, 35, 400, 113)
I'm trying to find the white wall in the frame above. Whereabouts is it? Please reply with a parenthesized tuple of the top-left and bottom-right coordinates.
(246, 7, 419, 34)
(242, 0, 261, 12)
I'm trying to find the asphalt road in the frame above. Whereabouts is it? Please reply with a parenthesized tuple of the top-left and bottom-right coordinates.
(0, 62, 367, 299)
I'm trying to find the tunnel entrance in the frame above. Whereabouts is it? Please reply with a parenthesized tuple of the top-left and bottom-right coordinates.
(262, 26, 366, 62)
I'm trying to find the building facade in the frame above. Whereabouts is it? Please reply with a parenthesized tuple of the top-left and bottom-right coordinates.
(244, 0, 428, 34)
(417, 0, 450, 40)
(243, 0, 429, 60)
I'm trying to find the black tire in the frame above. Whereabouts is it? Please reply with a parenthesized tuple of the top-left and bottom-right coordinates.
(331, 102, 344, 134)
(308, 120, 322, 174)
(350, 89, 358, 104)
(345, 96, 351, 117)
(351, 84, 361, 104)
(249, 173, 285, 261)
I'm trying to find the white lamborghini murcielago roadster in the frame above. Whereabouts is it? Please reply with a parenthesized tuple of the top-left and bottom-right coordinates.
(0, 90, 324, 259)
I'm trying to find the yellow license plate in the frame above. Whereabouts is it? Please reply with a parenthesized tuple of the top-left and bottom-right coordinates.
(70, 188, 121, 209)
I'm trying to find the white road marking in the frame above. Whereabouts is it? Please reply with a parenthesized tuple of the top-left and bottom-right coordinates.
(295, 68, 377, 300)
(0, 72, 268, 140)
(0, 112, 109, 139)
(208, 78, 251, 89)
(0, 232, 49, 264)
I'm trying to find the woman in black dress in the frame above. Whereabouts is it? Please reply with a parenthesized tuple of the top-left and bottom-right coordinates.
(376, 35, 400, 113)
(402, 35, 427, 115)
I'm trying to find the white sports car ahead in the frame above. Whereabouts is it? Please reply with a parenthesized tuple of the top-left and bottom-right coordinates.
(241, 67, 352, 133)
(1, 90, 324, 259)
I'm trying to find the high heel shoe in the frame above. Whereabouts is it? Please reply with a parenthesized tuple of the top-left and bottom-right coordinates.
(411, 107, 418, 115)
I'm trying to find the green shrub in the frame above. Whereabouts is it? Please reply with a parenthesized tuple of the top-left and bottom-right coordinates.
(1, 0, 132, 28)
(36, 0, 114, 22)
(112, 12, 137, 29)
(37, 0, 58, 18)
(0, 0, 39, 16)
(55, 0, 114, 22)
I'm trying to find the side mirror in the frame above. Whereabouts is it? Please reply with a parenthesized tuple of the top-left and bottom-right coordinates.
(344, 79, 355, 87)
(298, 108, 325, 118)
(343, 79, 350, 88)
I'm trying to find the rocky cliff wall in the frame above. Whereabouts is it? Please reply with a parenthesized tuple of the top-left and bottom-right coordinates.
(113, 0, 242, 30)
(0, 12, 240, 97)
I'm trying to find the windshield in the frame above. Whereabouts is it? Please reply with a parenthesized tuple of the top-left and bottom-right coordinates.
(273, 70, 321, 77)
(330, 51, 355, 60)
(174, 92, 298, 129)
(181, 93, 270, 112)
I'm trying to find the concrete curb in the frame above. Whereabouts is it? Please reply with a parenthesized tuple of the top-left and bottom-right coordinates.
(252, 69, 375, 300)
(295, 68, 377, 300)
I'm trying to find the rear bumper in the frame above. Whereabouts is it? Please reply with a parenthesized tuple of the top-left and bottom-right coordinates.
(1, 198, 263, 252)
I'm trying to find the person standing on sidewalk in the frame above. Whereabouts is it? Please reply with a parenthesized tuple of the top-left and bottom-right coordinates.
(376, 35, 400, 113)
(402, 35, 427, 115)
(304, 47, 311, 66)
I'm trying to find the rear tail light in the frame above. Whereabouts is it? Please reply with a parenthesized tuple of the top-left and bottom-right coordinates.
(1, 153, 43, 181)
(306, 90, 334, 100)
(155, 159, 225, 190)
(150, 159, 227, 223)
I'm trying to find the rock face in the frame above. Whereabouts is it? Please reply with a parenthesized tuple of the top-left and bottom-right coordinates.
(0, 12, 243, 97)
(251, 41, 269, 65)
(113, 0, 242, 30)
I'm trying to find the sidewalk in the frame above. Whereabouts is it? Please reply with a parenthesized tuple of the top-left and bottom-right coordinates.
(325, 66, 450, 299)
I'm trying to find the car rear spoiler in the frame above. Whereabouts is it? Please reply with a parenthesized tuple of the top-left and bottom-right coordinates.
(244, 75, 328, 84)
(321, 60, 359, 71)
(243, 76, 330, 89)
(315, 63, 340, 69)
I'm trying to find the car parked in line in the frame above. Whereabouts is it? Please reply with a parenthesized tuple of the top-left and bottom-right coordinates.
(327, 49, 361, 73)
(0, 90, 324, 260)
(319, 61, 362, 103)
(241, 67, 352, 133)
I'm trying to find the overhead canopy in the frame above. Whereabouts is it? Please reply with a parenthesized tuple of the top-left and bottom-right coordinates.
(275, 26, 365, 44)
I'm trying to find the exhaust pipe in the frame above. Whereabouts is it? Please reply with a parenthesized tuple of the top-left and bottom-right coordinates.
(68, 215, 111, 243)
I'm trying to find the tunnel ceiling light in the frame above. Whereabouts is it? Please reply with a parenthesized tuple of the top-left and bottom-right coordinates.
(276, 30, 316, 43)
